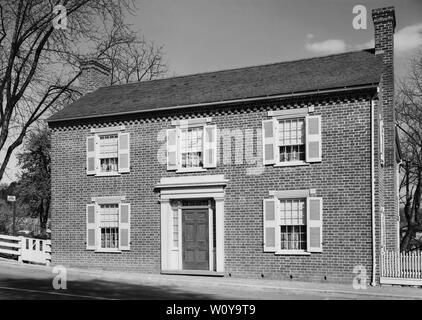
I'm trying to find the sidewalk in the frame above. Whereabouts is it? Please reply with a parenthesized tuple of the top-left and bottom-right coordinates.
(1, 257, 422, 299)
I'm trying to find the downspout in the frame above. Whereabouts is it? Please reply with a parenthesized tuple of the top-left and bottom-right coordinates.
(371, 95, 377, 286)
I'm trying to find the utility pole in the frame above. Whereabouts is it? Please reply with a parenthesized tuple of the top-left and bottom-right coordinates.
(7, 195, 16, 236)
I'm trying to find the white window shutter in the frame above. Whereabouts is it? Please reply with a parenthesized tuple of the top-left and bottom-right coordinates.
(119, 203, 131, 251)
(305, 115, 322, 163)
(306, 197, 323, 252)
(203, 125, 217, 168)
(86, 204, 96, 250)
(380, 117, 384, 165)
(118, 132, 130, 173)
(86, 136, 96, 175)
(263, 198, 279, 252)
(262, 119, 277, 165)
(167, 128, 178, 170)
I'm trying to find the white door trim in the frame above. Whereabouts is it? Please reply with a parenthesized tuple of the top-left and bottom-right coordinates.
(156, 175, 227, 273)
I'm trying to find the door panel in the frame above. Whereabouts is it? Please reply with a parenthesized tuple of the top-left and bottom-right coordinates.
(182, 209, 209, 270)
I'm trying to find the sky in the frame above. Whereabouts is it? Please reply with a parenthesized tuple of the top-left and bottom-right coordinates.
(132, 0, 422, 78)
(1, 0, 422, 184)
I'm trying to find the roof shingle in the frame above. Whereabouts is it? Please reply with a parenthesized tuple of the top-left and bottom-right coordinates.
(48, 50, 383, 122)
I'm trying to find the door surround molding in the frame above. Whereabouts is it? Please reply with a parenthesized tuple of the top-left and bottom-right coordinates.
(156, 175, 227, 273)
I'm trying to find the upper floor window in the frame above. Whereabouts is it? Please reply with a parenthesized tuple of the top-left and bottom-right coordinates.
(86, 126, 130, 176)
(278, 118, 306, 164)
(99, 134, 119, 173)
(167, 118, 217, 172)
(180, 126, 204, 169)
(263, 109, 322, 166)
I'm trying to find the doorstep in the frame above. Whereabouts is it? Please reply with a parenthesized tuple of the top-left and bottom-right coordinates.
(161, 270, 225, 277)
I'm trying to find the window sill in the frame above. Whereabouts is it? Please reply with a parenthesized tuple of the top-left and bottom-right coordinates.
(176, 168, 207, 174)
(94, 249, 122, 253)
(95, 172, 121, 177)
(274, 162, 309, 168)
(275, 250, 311, 256)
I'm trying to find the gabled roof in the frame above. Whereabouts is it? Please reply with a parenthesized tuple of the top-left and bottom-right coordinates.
(48, 50, 383, 122)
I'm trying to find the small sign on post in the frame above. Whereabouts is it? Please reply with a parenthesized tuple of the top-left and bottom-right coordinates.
(7, 195, 16, 202)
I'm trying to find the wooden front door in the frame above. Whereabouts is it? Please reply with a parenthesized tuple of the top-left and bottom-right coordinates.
(182, 209, 209, 270)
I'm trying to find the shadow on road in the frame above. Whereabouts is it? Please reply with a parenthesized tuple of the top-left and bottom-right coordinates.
(0, 276, 218, 300)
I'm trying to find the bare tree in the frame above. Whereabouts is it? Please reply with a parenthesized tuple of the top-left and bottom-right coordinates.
(0, 0, 167, 182)
(397, 50, 422, 252)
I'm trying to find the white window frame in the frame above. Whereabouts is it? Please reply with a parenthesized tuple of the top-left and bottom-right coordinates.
(87, 126, 129, 177)
(276, 197, 309, 255)
(264, 189, 322, 255)
(88, 196, 130, 253)
(275, 116, 307, 167)
(96, 133, 120, 176)
(96, 202, 121, 253)
(265, 108, 321, 167)
(177, 123, 207, 173)
(169, 118, 215, 173)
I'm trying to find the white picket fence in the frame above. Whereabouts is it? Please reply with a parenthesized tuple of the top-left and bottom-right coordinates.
(0, 234, 51, 265)
(380, 250, 422, 285)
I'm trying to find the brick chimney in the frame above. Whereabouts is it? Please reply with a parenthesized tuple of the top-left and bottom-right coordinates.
(79, 59, 111, 95)
(372, 7, 398, 251)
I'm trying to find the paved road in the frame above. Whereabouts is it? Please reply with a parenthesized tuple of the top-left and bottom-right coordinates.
(0, 261, 419, 300)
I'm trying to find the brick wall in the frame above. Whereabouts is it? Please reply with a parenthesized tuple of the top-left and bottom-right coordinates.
(50, 89, 381, 284)
(79, 60, 111, 95)
(372, 7, 399, 252)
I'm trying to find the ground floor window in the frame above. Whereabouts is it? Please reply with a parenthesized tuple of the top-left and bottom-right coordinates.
(279, 199, 307, 251)
(263, 194, 323, 254)
(99, 204, 119, 249)
(86, 199, 131, 252)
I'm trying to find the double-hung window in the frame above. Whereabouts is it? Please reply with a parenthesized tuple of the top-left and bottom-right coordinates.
(99, 204, 119, 249)
(279, 199, 307, 250)
(263, 193, 323, 254)
(167, 118, 217, 172)
(99, 134, 119, 173)
(263, 108, 322, 166)
(86, 126, 130, 176)
(86, 198, 131, 252)
(180, 126, 204, 169)
(278, 118, 306, 164)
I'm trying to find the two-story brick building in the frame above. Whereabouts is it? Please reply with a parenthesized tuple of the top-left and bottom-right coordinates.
(47, 7, 400, 284)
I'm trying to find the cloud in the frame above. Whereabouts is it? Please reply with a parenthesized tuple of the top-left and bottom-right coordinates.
(305, 39, 346, 55)
(305, 22, 422, 56)
(395, 23, 422, 52)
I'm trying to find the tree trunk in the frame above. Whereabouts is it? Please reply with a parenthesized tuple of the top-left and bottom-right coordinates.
(39, 198, 49, 236)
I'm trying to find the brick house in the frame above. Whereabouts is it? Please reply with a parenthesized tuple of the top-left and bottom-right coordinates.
(47, 7, 400, 284)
